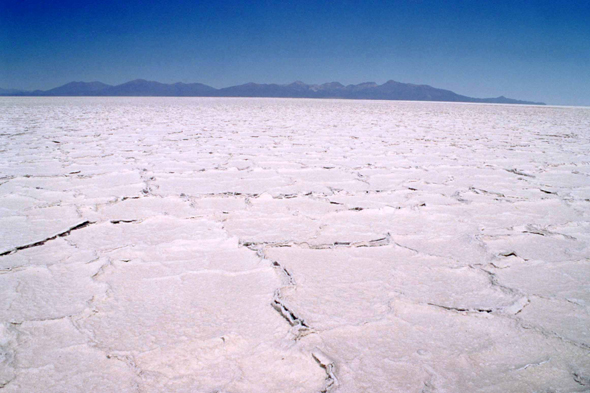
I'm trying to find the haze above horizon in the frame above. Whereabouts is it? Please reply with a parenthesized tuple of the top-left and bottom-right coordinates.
(1, 0, 589, 106)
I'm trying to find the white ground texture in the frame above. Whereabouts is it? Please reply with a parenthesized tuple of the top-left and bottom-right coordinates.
(1, 97, 589, 393)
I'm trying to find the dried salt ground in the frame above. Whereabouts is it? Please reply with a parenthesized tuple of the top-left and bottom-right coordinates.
(1, 97, 589, 392)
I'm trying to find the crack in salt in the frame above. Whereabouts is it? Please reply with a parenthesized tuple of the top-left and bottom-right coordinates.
(573, 371, 590, 386)
(505, 168, 536, 178)
(0, 221, 95, 257)
(312, 348, 339, 393)
(513, 358, 550, 371)
(426, 303, 493, 314)
(240, 234, 392, 250)
(271, 289, 312, 338)
(110, 219, 138, 225)
(243, 243, 339, 390)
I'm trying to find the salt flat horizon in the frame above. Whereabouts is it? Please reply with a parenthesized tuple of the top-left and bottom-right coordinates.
(1, 97, 589, 392)
(5, 95, 587, 108)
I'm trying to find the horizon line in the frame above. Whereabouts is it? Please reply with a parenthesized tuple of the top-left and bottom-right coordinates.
(0, 78, 547, 105)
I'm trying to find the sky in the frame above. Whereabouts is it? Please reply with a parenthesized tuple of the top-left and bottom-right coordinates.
(1, 0, 589, 105)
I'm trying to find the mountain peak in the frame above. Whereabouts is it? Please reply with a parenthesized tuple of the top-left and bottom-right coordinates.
(40, 81, 112, 96)
(124, 79, 154, 85)
(320, 82, 344, 88)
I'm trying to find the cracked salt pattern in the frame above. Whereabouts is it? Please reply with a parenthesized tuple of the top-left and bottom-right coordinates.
(1, 97, 590, 392)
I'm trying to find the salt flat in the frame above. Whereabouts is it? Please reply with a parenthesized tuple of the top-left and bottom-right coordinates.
(1, 97, 589, 392)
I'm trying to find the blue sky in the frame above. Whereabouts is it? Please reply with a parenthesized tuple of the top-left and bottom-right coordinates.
(1, 0, 589, 105)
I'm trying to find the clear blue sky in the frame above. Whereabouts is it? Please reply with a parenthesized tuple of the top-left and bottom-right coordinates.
(1, 0, 589, 105)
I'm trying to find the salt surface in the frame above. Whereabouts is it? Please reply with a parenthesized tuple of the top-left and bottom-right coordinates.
(1, 97, 589, 392)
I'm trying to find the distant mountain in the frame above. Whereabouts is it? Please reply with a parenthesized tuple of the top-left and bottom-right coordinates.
(214, 80, 544, 104)
(0, 79, 545, 105)
(34, 80, 217, 97)
(101, 79, 217, 96)
(42, 81, 112, 96)
(217, 81, 315, 98)
(476, 96, 543, 105)
(351, 80, 469, 101)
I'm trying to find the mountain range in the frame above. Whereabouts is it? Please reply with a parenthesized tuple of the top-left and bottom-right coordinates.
(0, 79, 545, 105)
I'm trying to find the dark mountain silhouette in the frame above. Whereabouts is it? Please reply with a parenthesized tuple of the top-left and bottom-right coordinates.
(217, 82, 315, 98)
(214, 80, 544, 104)
(101, 79, 217, 96)
(41, 81, 112, 96)
(0, 79, 545, 104)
